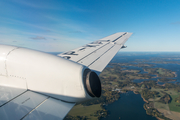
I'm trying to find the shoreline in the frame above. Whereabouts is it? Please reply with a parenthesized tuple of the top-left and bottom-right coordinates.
(132, 90, 168, 120)
(101, 89, 175, 120)
(172, 72, 177, 77)
(143, 68, 177, 78)
(157, 79, 176, 82)
(102, 91, 153, 120)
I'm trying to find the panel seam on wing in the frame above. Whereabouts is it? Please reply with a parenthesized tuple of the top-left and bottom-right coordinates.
(77, 34, 126, 63)
(76, 42, 110, 63)
(20, 96, 50, 120)
(0, 90, 27, 107)
(87, 45, 115, 67)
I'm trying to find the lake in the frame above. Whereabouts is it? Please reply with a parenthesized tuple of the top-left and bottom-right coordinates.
(101, 91, 157, 120)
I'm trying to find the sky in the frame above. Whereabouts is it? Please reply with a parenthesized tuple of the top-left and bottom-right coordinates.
(0, 0, 180, 52)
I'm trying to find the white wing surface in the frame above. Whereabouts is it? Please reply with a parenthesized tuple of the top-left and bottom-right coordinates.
(0, 86, 75, 120)
(58, 32, 132, 74)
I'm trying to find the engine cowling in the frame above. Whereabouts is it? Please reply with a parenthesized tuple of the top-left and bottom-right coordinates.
(0, 45, 101, 103)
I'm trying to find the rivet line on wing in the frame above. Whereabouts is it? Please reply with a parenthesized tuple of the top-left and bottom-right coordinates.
(77, 42, 110, 63)
(5, 47, 20, 77)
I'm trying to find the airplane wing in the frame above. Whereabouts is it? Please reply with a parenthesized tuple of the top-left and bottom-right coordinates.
(0, 85, 75, 120)
(58, 32, 132, 74)
(0, 32, 132, 120)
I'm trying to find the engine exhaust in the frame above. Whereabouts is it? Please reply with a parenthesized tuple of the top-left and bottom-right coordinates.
(83, 69, 101, 98)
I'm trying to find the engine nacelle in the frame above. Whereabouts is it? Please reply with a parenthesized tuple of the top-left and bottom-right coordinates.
(0, 45, 101, 103)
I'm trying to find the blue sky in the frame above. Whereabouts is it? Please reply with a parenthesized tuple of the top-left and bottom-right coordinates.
(0, 0, 180, 52)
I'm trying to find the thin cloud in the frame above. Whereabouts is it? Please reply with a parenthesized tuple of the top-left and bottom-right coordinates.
(0, 16, 59, 33)
(62, 23, 87, 33)
(13, 0, 89, 12)
(13, 0, 61, 10)
(30, 36, 46, 40)
(171, 22, 180, 25)
(68, 31, 83, 33)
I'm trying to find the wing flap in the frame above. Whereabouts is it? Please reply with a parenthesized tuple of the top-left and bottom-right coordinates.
(0, 87, 75, 120)
(0, 91, 48, 120)
(23, 98, 75, 120)
(0, 85, 26, 106)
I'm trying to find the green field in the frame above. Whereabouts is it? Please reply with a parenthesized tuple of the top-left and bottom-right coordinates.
(150, 88, 180, 112)
(169, 94, 180, 112)
(154, 102, 169, 110)
(157, 68, 165, 75)
(165, 90, 179, 95)
(150, 88, 165, 97)
(67, 104, 103, 120)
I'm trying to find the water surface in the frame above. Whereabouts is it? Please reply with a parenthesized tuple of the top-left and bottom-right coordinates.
(101, 91, 157, 120)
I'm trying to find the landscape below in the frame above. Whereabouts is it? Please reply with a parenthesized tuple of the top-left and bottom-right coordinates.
(64, 52, 180, 120)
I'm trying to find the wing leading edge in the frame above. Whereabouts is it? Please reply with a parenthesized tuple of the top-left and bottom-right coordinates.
(58, 32, 132, 74)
